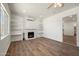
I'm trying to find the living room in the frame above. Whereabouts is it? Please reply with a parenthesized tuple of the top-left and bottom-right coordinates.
(0, 3, 79, 56)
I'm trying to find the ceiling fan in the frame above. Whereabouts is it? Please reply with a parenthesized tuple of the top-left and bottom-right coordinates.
(47, 3, 64, 9)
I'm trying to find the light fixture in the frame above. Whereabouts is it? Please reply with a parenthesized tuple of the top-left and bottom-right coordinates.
(48, 3, 64, 8)
(54, 3, 64, 8)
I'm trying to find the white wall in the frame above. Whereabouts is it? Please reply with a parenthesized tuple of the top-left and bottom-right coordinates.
(24, 18, 41, 30)
(11, 14, 43, 41)
(63, 21, 74, 36)
(11, 14, 43, 34)
(10, 14, 23, 41)
(23, 18, 43, 38)
(0, 4, 11, 56)
(77, 12, 79, 47)
(43, 14, 62, 42)
(43, 6, 79, 47)
(0, 35, 10, 55)
(11, 14, 23, 35)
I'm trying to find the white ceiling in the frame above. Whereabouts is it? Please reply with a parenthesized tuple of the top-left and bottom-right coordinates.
(8, 3, 79, 19)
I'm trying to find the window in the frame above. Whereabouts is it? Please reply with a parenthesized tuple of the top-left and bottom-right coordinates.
(0, 4, 9, 40)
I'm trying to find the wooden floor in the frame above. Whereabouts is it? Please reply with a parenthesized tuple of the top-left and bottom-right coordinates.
(6, 37, 79, 56)
(63, 35, 76, 46)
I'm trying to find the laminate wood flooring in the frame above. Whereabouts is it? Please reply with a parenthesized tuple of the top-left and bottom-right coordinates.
(63, 35, 76, 46)
(6, 37, 79, 56)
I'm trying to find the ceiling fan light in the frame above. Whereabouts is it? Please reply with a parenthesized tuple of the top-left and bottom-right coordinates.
(58, 3, 63, 7)
(53, 3, 64, 8)
(54, 4, 57, 8)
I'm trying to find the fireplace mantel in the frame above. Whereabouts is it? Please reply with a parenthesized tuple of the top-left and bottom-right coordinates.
(24, 29, 38, 30)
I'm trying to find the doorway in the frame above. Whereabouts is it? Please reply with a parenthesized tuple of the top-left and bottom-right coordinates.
(63, 14, 77, 46)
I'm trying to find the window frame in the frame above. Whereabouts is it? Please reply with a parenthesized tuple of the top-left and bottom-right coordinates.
(1, 4, 10, 40)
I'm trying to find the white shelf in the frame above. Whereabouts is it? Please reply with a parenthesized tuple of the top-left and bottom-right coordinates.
(11, 32, 23, 35)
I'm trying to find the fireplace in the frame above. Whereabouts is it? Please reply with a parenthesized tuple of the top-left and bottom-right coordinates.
(28, 32, 34, 38)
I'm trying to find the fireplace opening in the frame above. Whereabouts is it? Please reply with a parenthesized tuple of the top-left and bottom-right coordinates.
(28, 32, 34, 38)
